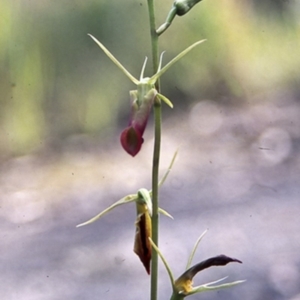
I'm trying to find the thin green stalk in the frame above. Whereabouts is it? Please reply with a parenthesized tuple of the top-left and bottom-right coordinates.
(147, 1, 161, 300)
(151, 100, 162, 300)
(147, 0, 159, 81)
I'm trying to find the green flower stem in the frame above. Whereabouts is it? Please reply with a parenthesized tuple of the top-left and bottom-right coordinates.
(147, 1, 161, 300)
(151, 100, 162, 300)
(147, 0, 160, 81)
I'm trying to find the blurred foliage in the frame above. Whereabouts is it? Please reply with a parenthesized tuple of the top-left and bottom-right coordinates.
(0, 0, 299, 158)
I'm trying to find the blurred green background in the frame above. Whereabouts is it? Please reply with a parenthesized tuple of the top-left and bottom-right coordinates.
(1, 0, 299, 159)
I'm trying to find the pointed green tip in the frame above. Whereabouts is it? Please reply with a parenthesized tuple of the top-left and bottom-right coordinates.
(88, 34, 140, 85)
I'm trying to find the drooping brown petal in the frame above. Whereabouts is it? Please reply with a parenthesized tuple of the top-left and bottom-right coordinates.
(133, 211, 152, 274)
(175, 255, 242, 294)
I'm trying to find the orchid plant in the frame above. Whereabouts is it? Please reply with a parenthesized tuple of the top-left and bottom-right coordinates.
(77, 1, 244, 299)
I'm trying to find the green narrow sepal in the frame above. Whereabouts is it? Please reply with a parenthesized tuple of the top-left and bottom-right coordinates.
(158, 150, 178, 189)
(88, 34, 139, 85)
(188, 278, 246, 296)
(76, 194, 137, 227)
(158, 207, 174, 219)
(186, 229, 207, 269)
(149, 40, 206, 84)
(76, 151, 178, 227)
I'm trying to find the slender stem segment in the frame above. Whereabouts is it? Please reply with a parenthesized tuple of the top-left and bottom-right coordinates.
(147, 0, 159, 82)
(147, 1, 161, 300)
(151, 99, 162, 300)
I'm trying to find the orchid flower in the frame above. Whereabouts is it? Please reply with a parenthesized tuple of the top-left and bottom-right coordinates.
(88, 34, 205, 156)
(76, 151, 177, 273)
(149, 230, 245, 299)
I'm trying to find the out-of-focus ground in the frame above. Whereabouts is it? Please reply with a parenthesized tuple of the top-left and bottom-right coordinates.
(1, 90, 300, 300)
(1, 1, 300, 300)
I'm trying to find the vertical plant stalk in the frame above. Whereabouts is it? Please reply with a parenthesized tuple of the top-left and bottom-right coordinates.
(147, 1, 160, 300)
(151, 101, 161, 300)
(147, 0, 160, 78)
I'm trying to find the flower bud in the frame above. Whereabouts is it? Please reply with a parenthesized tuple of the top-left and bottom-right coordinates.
(174, 0, 203, 16)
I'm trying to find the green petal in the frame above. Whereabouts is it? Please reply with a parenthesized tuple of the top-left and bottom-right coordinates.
(139, 57, 148, 81)
(148, 150, 178, 197)
(76, 194, 137, 227)
(149, 40, 206, 84)
(158, 150, 178, 188)
(158, 207, 174, 219)
(157, 93, 174, 108)
(188, 278, 246, 296)
(186, 229, 208, 269)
